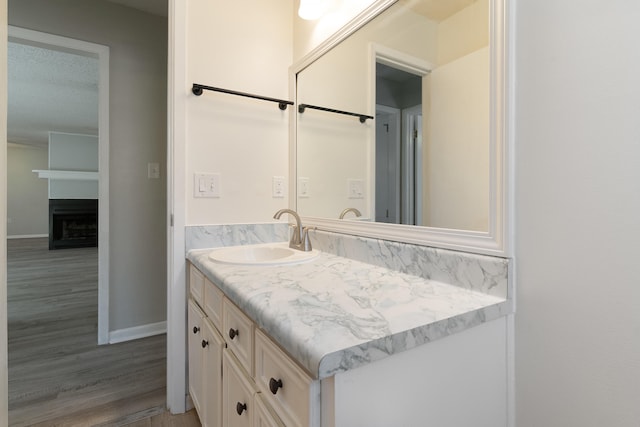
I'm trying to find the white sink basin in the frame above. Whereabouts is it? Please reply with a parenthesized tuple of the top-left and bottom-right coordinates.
(209, 242, 319, 266)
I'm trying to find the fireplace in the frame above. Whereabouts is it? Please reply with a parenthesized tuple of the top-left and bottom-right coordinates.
(49, 199, 98, 250)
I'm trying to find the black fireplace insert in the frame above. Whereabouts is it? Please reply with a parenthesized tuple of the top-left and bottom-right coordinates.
(49, 199, 98, 250)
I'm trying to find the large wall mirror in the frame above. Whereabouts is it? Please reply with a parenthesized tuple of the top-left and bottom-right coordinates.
(292, 0, 510, 255)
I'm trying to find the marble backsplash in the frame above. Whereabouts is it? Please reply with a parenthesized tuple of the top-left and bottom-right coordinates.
(308, 229, 510, 299)
(186, 223, 510, 299)
(185, 223, 289, 250)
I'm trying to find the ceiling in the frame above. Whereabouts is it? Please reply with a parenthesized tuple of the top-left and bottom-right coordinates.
(7, 42, 99, 147)
(399, 0, 477, 22)
(7, 0, 167, 148)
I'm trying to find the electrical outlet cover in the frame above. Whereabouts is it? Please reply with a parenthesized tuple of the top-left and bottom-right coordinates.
(272, 176, 285, 198)
(298, 177, 310, 198)
(347, 179, 364, 199)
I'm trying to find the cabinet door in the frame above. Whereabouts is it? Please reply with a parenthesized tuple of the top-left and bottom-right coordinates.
(223, 350, 255, 427)
(254, 393, 286, 427)
(201, 319, 224, 427)
(187, 299, 205, 415)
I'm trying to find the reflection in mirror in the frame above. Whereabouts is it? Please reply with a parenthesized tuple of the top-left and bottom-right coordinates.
(296, 0, 490, 232)
(375, 63, 423, 225)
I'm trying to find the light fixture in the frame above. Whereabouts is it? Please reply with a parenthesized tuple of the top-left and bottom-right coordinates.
(298, 0, 326, 20)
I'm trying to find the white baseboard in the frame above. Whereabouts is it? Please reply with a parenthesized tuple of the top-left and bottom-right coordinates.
(108, 321, 167, 344)
(7, 234, 48, 239)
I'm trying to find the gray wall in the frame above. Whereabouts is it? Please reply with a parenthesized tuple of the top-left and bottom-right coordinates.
(6, 144, 48, 237)
(9, 0, 168, 332)
(1, 0, 8, 420)
(515, 0, 640, 425)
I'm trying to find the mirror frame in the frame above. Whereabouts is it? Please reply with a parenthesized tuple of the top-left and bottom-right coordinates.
(290, 0, 513, 256)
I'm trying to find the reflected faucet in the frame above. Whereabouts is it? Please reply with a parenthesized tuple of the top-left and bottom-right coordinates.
(339, 208, 362, 219)
(273, 208, 313, 251)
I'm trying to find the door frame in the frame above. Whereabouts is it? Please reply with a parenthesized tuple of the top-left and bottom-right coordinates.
(401, 104, 423, 225)
(8, 26, 111, 344)
(374, 105, 401, 223)
(166, 0, 188, 412)
(372, 44, 430, 226)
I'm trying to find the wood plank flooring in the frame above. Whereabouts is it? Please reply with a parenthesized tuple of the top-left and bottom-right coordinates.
(6, 238, 197, 426)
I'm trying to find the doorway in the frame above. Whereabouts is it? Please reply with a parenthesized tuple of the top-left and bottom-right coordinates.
(374, 58, 426, 225)
(7, 26, 111, 343)
(4, 0, 170, 422)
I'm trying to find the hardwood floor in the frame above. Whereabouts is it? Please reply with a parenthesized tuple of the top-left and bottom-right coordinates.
(6, 238, 193, 426)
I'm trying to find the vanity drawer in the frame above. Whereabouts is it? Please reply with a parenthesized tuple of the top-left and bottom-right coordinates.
(223, 298, 255, 376)
(189, 263, 204, 305)
(255, 329, 314, 427)
(204, 277, 224, 331)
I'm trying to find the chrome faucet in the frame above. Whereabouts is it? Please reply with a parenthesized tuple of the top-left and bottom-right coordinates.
(339, 207, 362, 219)
(273, 208, 313, 251)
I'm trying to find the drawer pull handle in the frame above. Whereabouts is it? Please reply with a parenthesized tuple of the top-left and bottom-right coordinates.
(193, 326, 200, 334)
(236, 402, 247, 416)
(228, 328, 239, 340)
(269, 378, 283, 395)
(201, 340, 209, 348)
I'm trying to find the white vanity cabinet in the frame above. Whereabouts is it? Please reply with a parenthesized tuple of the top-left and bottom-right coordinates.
(187, 300, 205, 414)
(188, 279, 224, 427)
(188, 263, 312, 427)
(188, 260, 509, 427)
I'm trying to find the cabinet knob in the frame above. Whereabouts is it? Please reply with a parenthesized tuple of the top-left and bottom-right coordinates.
(201, 340, 208, 348)
(228, 328, 239, 340)
(236, 402, 247, 416)
(269, 377, 283, 395)
(193, 326, 200, 334)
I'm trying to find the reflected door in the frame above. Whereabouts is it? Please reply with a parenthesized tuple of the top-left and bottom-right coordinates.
(375, 107, 401, 223)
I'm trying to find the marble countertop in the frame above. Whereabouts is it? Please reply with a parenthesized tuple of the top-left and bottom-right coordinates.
(187, 246, 512, 379)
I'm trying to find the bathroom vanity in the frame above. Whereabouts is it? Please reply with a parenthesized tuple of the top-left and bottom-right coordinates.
(169, 0, 515, 418)
(185, 228, 512, 427)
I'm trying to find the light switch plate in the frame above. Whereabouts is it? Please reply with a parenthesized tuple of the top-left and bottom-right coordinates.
(194, 173, 221, 198)
(148, 162, 160, 179)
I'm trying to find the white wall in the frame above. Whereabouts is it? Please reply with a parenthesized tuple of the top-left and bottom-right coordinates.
(9, 0, 168, 333)
(185, 0, 293, 225)
(427, 47, 489, 231)
(6, 144, 48, 236)
(515, 1, 640, 426)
